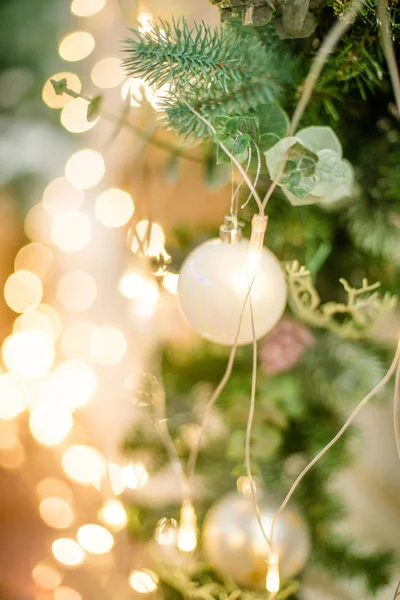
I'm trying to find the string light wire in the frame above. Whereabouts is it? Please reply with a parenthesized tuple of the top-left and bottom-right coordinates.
(186, 275, 256, 480)
(269, 341, 400, 545)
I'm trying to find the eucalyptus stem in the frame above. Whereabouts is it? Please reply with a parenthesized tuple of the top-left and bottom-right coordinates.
(50, 79, 202, 163)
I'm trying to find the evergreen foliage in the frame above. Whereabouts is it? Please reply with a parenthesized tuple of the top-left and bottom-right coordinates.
(122, 19, 290, 138)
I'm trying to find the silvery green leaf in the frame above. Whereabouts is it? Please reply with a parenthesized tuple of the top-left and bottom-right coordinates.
(296, 126, 342, 157)
(264, 136, 298, 180)
(282, 187, 321, 206)
(257, 102, 289, 137)
(321, 159, 354, 205)
(313, 149, 347, 197)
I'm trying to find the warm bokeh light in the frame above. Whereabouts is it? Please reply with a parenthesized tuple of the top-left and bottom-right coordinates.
(155, 518, 177, 546)
(59, 32, 95, 62)
(0, 374, 26, 419)
(77, 524, 114, 554)
(4, 270, 43, 313)
(61, 98, 99, 133)
(138, 10, 154, 34)
(36, 478, 73, 503)
(54, 587, 82, 600)
(91, 326, 127, 366)
(61, 321, 96, 361)
(91, 58, 125, 89)
(2, 330, 54, 378)
(95, 188, 134, 228)
(177, 500, 197, 552)
(13, 310, 55, 340)
(162, 272, 179, 295)
(32, 562, 63, 590)
(98, 500, 127, 531)
(42, 178, 84, 216)
(119, 271, 146, 299)
(106, 462, 126, 495)
(38, 304, 62, 340)
(14, 243, 54, 281)
(52, 539, 85, 567)
(57, 270, 97, 312)
(131, 220, 166, 257)
(121, 461, 149, 489)
(39, 497, 74, 529)
(0, 436, 25, 469)
(62, 445, 105, 486)
(71, 0, 106, 17)
(53, 360, 97, 409)
(65, 149, 105, 190)
(133, 280, 160, 318)
(42, 72, 82, 109)
(51, 211, 92, 253)
(121, 78, 153, 107)
(29, 402, 73, 446)
(129, 570, 159, 594)
(24, 203, 53, 245)
(26, 377, 57, 410)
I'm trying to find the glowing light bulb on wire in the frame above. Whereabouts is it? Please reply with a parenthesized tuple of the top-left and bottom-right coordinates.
(177, 499, 197, 552)
(266, 552, 280, 593)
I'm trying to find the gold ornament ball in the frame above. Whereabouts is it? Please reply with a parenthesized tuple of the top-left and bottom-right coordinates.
(202, 491, 311, 588)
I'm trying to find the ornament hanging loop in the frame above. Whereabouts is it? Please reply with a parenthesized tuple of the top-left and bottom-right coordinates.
(220, 215, 243, 243)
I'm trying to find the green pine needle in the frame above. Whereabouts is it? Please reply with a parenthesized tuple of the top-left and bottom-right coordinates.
(122, 18, 283, 138)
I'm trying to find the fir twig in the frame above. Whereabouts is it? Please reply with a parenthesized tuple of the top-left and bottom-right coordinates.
(122, 18, 283, 138)
(286, 260, 397, 338)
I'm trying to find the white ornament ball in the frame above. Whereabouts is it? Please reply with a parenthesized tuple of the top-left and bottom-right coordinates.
(177, 239, 287, 346)
(202, 491, 311, 588)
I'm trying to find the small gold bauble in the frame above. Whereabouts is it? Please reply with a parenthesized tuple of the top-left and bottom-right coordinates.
(202, 491, 311, 588)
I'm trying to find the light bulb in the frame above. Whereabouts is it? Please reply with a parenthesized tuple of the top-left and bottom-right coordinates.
(177, 238, 287, 346)
(177, 500, 197, 552)
(155, 517, 177, 546)
(266, 552, 280, 593)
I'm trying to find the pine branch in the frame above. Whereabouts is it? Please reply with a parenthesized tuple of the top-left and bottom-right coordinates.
(122, 18, 283, 138)
(314, 537, 393, 594)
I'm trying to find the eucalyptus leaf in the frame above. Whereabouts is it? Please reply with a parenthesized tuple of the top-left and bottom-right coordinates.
(265, 137, 318, 199)
(257, 102, 289, 137)
(264, 136, 298, 180)
(259, 133, 280, 152)
(313, 149, 347, 196)
(233, 133, 250, 155)
(296, 126, 342, 157)
(87, 95, 103, 122)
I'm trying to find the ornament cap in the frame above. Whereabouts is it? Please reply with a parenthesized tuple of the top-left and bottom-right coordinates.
(220, 215, 242, 243)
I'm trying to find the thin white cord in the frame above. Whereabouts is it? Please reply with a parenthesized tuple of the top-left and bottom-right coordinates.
(393, 359, 400, 463)
(183, 101, 264, 213)
(246, 290, 272, 553)
(269, 341, 400, 545)
(186, 275, 257, 480)
(241, 142, 262, 210)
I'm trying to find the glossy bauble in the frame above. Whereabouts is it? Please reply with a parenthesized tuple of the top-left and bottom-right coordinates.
(202, 491, 311, 588)
(177, 239, 287, 346)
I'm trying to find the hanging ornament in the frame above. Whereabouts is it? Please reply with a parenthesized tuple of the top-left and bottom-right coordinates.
(202, 491, 310, 588)
(177, 217, 287, 346)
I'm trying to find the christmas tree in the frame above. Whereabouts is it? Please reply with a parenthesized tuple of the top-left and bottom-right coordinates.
(0, 0, 400, 599)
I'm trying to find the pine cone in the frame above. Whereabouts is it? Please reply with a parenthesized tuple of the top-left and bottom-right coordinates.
(259, 317, 315, 375)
